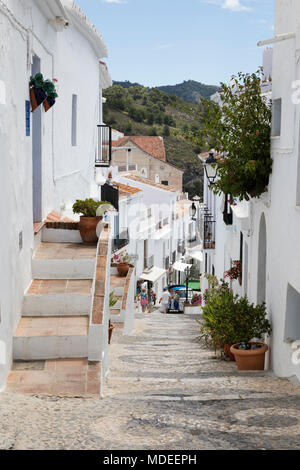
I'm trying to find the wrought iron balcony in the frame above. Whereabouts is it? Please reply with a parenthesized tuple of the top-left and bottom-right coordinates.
(112, 229, 130, 254)
(223, 193, 233, 226)
(164, 256, 170, 270)
(101, 183, 119, 211)
(144, 255, 154, 271)
(95, 124, 112, 168)
(203, 216, 216, 250)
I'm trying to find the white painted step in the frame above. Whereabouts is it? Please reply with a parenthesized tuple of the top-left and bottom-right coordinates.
(23, 280, 93, 316)
(32, 243, 97, 280)
(13, 316, 89, 360)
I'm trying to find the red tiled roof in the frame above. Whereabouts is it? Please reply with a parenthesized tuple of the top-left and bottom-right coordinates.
(113, 182, 142, 196)
(125, 174, 178, 192)
(112, 136, 166, 161)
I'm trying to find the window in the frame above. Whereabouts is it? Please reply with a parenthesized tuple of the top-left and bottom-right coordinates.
(71, 94, 78, 146)
(239, 232, 243, 286)
(155, 174, 160, 183)
(161, 181, 169, 186)
(284, 284, 300, 342)
(271, 98, 282, 137)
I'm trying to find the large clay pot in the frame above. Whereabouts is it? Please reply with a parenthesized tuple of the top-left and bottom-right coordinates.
(78, 216, 102, 244)
(224, 344, 235, 361)
(117, 263, 130, 277)
(230, 342, 268, 371)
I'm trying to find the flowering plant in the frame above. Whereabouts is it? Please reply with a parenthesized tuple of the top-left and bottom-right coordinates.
(191, 293, 202, 306)
(224, 261, 242, 281)
(113, 250, 131, 264)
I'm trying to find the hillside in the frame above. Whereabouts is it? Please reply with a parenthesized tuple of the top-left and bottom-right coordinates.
(113, 79, 219, 103)
(157, 80, 219, 103)
(103, 84, 204, 197)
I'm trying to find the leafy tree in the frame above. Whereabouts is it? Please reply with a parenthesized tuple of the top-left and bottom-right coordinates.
(163, 125, 170, 136)
(188, 70, 272, 201)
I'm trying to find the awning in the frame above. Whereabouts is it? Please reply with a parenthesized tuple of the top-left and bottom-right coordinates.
(188, 251, 203, 263)
(172, 261, 193, 272)
(139, 267, 166, 283)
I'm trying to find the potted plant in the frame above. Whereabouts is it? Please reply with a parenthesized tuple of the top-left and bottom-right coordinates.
(184, 293, 202, 314)
(224, 260, 242, 286)
(108, 292, 117, 344)
(42, 79, 58, 112)
(72, 198, 110, 244)
(113, 250, 131, 277)
(200, 280, 272, 367)
(29, 73, 47, 112)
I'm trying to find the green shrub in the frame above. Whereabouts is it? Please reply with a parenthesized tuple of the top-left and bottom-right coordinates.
(200, 281, 272, 351)
(72, 199, 109, 218)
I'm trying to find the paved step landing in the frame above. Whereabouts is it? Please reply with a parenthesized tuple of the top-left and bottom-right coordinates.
(7, 358, 100, 397)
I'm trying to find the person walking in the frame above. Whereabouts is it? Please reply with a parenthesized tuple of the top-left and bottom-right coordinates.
(159, 287, 171, 314)
(140, 288, 149, 313)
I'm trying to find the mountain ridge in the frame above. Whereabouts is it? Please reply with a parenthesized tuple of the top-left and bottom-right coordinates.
(113, 79, 219, 103)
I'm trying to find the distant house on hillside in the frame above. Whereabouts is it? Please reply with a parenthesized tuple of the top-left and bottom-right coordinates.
(111, 135, 184, 192)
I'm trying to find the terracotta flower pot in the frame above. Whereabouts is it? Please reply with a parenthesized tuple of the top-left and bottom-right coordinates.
(230, 342, 268, 371)
(108, 321, 115, 345)
(78, 216, 102, 244)
(117, 263, 130, 277)
(30, 87, 47, 112)
(224, 344, 235, 361)
(43, 97, 56, 112)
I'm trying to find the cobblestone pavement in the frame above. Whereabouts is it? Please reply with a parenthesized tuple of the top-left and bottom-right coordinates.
(1, 309, 300, 450)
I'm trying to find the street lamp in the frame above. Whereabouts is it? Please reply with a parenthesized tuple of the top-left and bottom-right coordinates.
(185, 266, 192, 303)
(204, 149, 218, 185)
(189, 203, 197, 221)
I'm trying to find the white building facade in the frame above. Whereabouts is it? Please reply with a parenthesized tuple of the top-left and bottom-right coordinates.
(201, 0, 300, 382)
(0, 0, 111, 390)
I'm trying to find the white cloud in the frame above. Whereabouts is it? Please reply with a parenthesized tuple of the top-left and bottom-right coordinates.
(222, 0, 251, 11)
(156, 44, 174, 50)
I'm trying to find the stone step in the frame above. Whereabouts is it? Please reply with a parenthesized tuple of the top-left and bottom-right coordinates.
(32, 243, 97, 279)
(110, 309, 121, 316)
(23, 280, 92, 316)
(13, 316, 89, 360)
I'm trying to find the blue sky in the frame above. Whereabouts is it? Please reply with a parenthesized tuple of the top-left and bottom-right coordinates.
(75, 0, 274, 87)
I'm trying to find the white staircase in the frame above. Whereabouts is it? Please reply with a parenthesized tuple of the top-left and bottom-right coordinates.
(13, 242, 97, 361)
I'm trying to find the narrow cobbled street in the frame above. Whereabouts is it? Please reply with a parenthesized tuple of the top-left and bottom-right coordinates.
(0, 309, 300, 450)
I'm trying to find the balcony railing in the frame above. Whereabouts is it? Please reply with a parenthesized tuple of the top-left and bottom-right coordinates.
(101, 183, 119, 211)
(177, 241, 186, 254)
(96, 124, 112, 167)
(164, 256, 170, 270)
(112, 229, 130, 253)
(203, 216, 216, 250)
(172, 251, 176, 264)
(144, 255, 154, 271)
(223, 193, 233, 226)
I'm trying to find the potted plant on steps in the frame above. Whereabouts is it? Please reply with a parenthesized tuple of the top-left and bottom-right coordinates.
(108, 292, 117, 344)
(113, 250, 131, 277)
(200, 278, 272, 367)
(72, 198, 110, 244)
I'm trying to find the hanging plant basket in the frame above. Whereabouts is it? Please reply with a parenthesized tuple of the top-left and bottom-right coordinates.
(43, 96, 56, 113)
(30, 87, 47, 112)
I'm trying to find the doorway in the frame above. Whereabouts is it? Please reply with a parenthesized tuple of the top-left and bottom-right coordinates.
(32, 55, 42, 223)
(257, 213, 267, 304)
